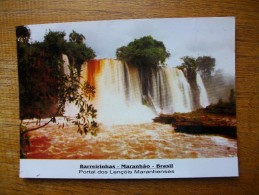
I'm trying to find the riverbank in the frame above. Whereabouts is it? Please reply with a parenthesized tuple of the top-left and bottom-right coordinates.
(153, 109, 237, 138)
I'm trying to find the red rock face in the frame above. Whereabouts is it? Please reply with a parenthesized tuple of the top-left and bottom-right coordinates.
(20, 56, 59, 118)
(87, 59, 101, 88)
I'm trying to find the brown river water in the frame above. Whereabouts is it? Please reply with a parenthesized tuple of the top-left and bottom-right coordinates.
(24, 118, 237, 159)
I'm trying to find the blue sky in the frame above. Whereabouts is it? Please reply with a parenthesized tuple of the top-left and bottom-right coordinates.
(28, 17, 235, 75)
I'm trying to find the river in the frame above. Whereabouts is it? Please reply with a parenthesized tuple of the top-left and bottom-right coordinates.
(23, 118, 237, 159)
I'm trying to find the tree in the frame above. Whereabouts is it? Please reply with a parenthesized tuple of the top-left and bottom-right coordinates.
(44, 30, 66, 57)
(69, 30, 86, 44)
(17, 27, 98, 158)
(116, 36, 170, 97)
(116, 35, 170, 68)
(16, 26, 31, 43)
(177, 56, 216, 81)
(177, 56, 197, 81)
(177, 56, 200, 109)
(196, 56, 216, 79)
(65, 32, 96, 75)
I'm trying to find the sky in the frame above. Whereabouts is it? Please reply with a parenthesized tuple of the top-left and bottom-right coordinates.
(28, 17, 235, 76)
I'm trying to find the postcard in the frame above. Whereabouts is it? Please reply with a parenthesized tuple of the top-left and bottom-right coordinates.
(18, 17, 238, 178)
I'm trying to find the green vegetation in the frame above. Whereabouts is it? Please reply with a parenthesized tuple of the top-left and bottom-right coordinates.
(116, 35, 170, 68)
(17, 26, 98, 158)
(196, 56, 216, 79)
(177, 56, 197, 81)
(177, 56, 216, 82)
(177, 56, 216, 109)
(116, 36, 170, 97)
(66, 31, 96, 75)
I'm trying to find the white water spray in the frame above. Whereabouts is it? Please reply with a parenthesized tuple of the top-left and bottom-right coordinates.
(196, 73, 210, 108)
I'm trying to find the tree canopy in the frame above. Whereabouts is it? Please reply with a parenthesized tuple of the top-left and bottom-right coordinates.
(116, 35, 170, 68)
(66, 31, 95, 73)
(177, 56, 197, 81)
(196, 56, 216, 79)
(65, 41, 96, 74)
(69, 30, 86, 44)
(177, 56, 216, 81)
(43, 31, 66, 57)
(16, 26, 31, 43)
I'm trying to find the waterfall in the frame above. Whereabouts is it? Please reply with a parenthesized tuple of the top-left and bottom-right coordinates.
(80, 59, 197, 125)
(81, 59, 156, 125)
(62, 54, 79, 117)
(62, 54, 70, 75)
(147, 67, 192, 114)
(196, 73, 210, 108)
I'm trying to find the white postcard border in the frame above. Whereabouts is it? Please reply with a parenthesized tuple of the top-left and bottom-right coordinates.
(20, 157, 238, 179)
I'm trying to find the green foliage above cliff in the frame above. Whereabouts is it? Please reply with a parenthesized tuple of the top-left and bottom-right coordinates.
(177, 56, 197, 81)
(116, 35, 170, 68)
(177, 56, 216, 80)
(196, 56, 216, 79)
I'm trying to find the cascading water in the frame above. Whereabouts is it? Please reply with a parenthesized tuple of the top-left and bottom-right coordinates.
(80, 59, 199, 125)
(82, 59, 156, 125)
(62, 54, 79, 117)
(62, 54, 70, 75)
(196, 73, 210, 108)
(26, 58, 223, 159)
(149, 67, 193, 114)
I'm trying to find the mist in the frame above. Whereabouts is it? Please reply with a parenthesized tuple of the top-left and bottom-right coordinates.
(203, 69, 235, 104)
